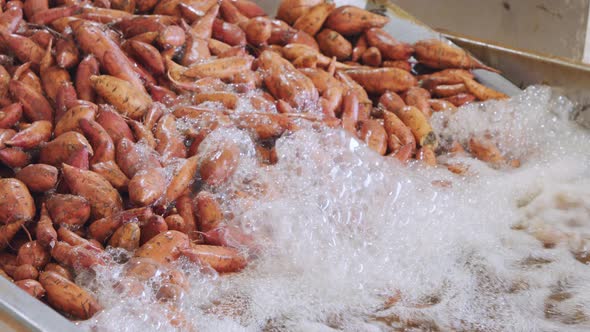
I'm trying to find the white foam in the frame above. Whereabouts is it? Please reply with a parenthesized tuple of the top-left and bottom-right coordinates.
(80, 86, 590, 332)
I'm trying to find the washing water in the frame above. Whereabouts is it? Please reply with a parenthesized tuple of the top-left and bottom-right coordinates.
(79, 86, 590, 332)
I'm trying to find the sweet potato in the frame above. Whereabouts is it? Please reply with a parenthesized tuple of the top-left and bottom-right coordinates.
(15, 164, 58, 192)
(155, 114, 187, 162)
(344, 67, 417, 94)
(79, 119, 115, 164)
(90, 161, 130, 191)
(88, 207, 152, 243)
(109, 222, 140, 251)
(75, 55, 99, 102)
(96, 106, 134, 143)
(51, 241, 104, 269)
(414, 39, 499, 72)
(324, 6, 388, 36)
(442, 93, 476, 107)
(0, 103, 23, 129)
(62, 163, 123, 220)
(13, 264, 38, 281)
(43, 263, 73, 281)
(36, 203, 57, 248)
(128, 120, 156, 149)
(9, 80, 53, 122)
(293, 2, 334, 36)
(194, 191, 223, 232)
(432, 83, 467, 98)
(1, 33, 44, 65)
(17, 241, 49, 269)
(183, 56, 253, 81)
(365, 28, 414, 61)
(419, 69, 474, 88)
(39, 271, 102, 319)
(0, 178, 35, 224)
(134, 230, 189, 265)
(462, 77, 509, 101)
(417, 146, 436, 166)
(57, 228, 103, 250)
(46, 194, 91, 229)
(469, 138, 505, 164)
(390, 106, 437, 148)
(139, 214, 168, 245)
(245, 16, 272, 46)
(341, 90, 359, 136)
(0, 6, 23, 32)
(15, 279, 46, 299)
(116, 138, 161, 178)
(128, 167, 166, 206)
(358, 120, 387, 155)
(316, 29, 352, 61)
(382, 60, 412, 72)
(0, 220, 25, 250)
(129, 40, 165, 76)
(0, 147, 31, 168)
(39, 132, 93, 167)
(54, 82, 78, 121)
(382, 110, 415, 152)
(429, 99, 458, 113)
(54, 105, 96, 137)
(162, 156, 199, 206)
(181, 244, 246, 273)
(0, 129, 16, 150)
(199, 142, 240, 187)
(90, 75, 152, 120)
(404, 87, 432, 118)
(277, 0, 323, 25)
(4, 120, 51, 149)
(361, 47, 382, 67)
(258, 50, 319, 110)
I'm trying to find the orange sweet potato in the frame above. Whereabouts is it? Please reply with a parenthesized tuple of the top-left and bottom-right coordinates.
(15, 279, 46, 299)
(181, 243, 246, 273)
(39, 131, 93, 167)
(134, 230, 190, 265)
(162, 156, 199, 206)
(54, 104, 96, 137)
(128, 167, 166, 207)
(17, 240, 50, 269)
(365, 28, 414, 61)
(0, 178, 35, 224)
(316, 28, 352, 61)
(293, 2, 334, 36)
(36, 203, 57, 248)
(9, 80, 53, 122)
(88, 207, 152, 243)
(344, 67, 417, 94)
(46, 194, 91, 229)
(324, 6, 388, 36)
(358, 119, 387, 155)
(4, 120, 52, 149)
(39, 271, 102, 319)
(199, 142, 240, 187)
(15, 164, 58, 192)
(109, 222, 140, 251)
(414, 39, 499, 72)
(90, 75, 152, 120)
(277, 0, 323, 25)
(62, 163, 123, 220)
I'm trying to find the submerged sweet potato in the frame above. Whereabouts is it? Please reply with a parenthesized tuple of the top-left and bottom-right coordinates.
(39, 271, 102, 319)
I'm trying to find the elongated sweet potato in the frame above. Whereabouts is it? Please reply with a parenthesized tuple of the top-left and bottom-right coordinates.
(344, 67, 417, 94)
(258, 50, 318, 110)
(39, 271, 102, 319)
(293, 2, 334, 36)
(324, 6, 388, 36)
(404, 87, 432, 118)
(181, 244, 246, 273)
(79, 118, 115, 164)
(0, 103, 23, 129)
(0, 178, 35, 224)
(109, 222, 140, 251)
(277, 0, 323, 24)
(414, 39, 499, 72)
(199, 142, 240, 187)
(54, 105, 96, 137)
(15, 279, 46, 299)
(194, 191, 223, 232)
(4, 120, 52, 149)
(17, 241, 50, 269)
(183, 56, 253, 81)
(90, 161, 130, 192)
(15, 164, 58, 193)
(88, 207, 153, 243)
(90, 75, 152, 120)
(46, 194, 91, 229)
(116, 138, 162, 179)
(9, 80, 53, 122)
(134, 230, 189, 265)
(163, 156, 199, 206)
(316, 29, 352, 61)
(36, 203, 57, 248)
(358, 119, 387, 155)
(62, 163, 123, 220)
(382, 110, 415, 153)
(39, 131, 93, 167)
(75, 55, 100, 102)
(390, 106, 437, 148)
(128, 167, 166, 207)
(155, 114, 186, 162)
(462, 77, 509, 101)
(365, 28, 414, 61)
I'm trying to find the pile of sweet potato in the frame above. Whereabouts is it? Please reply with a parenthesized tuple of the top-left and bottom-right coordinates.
(0, 0, 512, 324)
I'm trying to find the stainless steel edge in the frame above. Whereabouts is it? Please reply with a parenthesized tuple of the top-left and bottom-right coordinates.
(0, 277, 80, 332)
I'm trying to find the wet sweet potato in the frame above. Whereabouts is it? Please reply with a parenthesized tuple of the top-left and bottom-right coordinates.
(39, 131, 93, 167)
(134, 230, 190, 265)
(46, 194, 91, 229)
(0, 178, 35, 224)
(344, 67, 417, 94)
(39, 271, 102, 319)
(324, 6, 388, 36)
(15, 279, 46, 299)
(15, 164, 58, 192)
(181, 244, 246, 273)
(62, 163, 123, 220)
(90, 75, 152, 120)
(109, 222, 140, 251)
(128, 167, 167, 207)
(316, 29, 352, 61)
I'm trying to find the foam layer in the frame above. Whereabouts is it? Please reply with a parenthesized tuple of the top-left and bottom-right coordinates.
(80, 86, 590, 332)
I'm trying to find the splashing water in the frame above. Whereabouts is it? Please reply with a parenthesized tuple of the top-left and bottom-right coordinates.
(80, 86, 590, 332)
